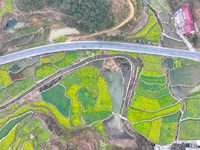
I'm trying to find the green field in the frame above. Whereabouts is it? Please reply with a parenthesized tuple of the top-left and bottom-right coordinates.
(128, 103, 182, 123)
(108, 51, 138, 58)
(21, 142, 34, 150)
(55, 51, 78, 68)
(66, 84, 82, 127)
(0, 0, 14, 17)
(0, 88, 8, 103)
(0, 70, 11, 88)
(40, 53, 65, 63)
(133, 111, 180, 144)
(96, 76, 112, 109)
(142, 69, 162, 77)
(180, 120, 200, 140)
(138, 79, 167, 93)
(92, 121, 108, 137)
(141, 54, 165, 74)
(0, 124, 18, 150)
(132, 94, 177, 111)
(60, 66, 100, 93)
(135, 86, 169, 98)
(142, 23, 161, 42)
(126, 8, 157, 38)
(182, 99, 200, 119)
(35, 63, 58, 81)
(0, 62, 15, 70)
(32, 102, 72, 130)
(77, 88, 112, 125)
(41, 84, 71, 117)
(7, 76, 34, 97)
(140, 75, 166, 84)
(0, 113, 32, 140)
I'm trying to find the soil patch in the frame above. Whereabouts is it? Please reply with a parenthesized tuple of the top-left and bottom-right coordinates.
(49, 27, 80, 42)
(103, 114, 133, 139)
(164, 37, 186, 49)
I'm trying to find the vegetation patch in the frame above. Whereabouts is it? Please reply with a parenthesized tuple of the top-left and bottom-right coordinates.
(32, 102, 72, 130)
(0, 70, 11, 88)
(92, 121, 108, 137)
(141, 54, 165, 74)
(41, 84, 71, 117)
(159, 111, 180, 144)
(66, 84, 82, 127)
(142, 69, 162, 77)
(40, 53, 65, 63)
(0, 105, 48, 124)
(126, 8, 157, 38)
(0, 124, 17, 150)
(60, 66, 100, 93)
(21, 142, 34, 150)
(141, 75, 166, 84)
(128, 103, 182, 123)
(35, 63, 58, 81)
(133, 111, 180, 144)
(180, 120, 200, 140)
(135, 86, 169, 99)
(0, 62, 15, 70)
(108, 51, 138, 58)
(0, 113, 32, 140)
(77, 88, 112, 125)
(133, 118, 162, 143)
(0, 88, 8, 103)
(173, 58, 199, 68)
(0, 0, 14, 17)
(96, 76, 112, 109)
(7, 76, 34, 97)
(142, 24, 161, 42)
(138, 79, 167, 93)
(182, 99, 200, 119)
(55, 36, 66, 43)
(55, 51, 78, 68)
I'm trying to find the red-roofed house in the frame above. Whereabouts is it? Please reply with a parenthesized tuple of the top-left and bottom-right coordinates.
(174, 6, 195, 35)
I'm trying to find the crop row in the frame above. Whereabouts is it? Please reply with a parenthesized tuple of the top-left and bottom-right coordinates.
(138, 79, 167, 93)
(182, 98, 200, 119)
(40, 52, 65, 63)
(128, 103, 182, 123)
(126, 8, 157, 38)
(55, 51, 78, 68)
(66, 84, 82, 127)
(108, 51, 138, 58)
(0, 70, 11, 88)
(140, 74, 166, 84)
(60, 66, 100, 93)
(133, 111, 180, 144)
(142, 23, 161, 42)
(135, 86, 169, 98)
(35, 63, 58, 81)
(142, 69, 162, 77)
(180, 120, 200, 140)
(96, 76, 112, 109)
(141, 54, 165, 74)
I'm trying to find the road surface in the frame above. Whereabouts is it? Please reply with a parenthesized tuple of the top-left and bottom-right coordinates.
(0, 41, 200, 65)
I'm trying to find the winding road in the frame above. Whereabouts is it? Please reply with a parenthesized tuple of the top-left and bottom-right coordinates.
(0, 41, 200, 66)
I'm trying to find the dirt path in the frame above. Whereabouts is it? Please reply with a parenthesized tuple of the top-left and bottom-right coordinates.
(67, 0, 135, 41)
